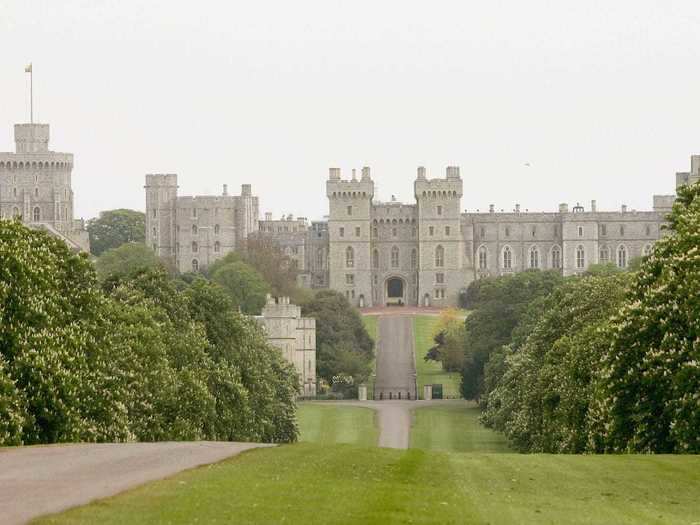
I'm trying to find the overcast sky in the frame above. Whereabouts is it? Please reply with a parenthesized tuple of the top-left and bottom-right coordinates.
(1, 1, 699, 220)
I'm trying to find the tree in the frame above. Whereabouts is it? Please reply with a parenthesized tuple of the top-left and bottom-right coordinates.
(210, 261, 270, 314)
(425, 309, 466, 372)
(592, 182, 700, 453)
(86, 209, 145, 256)
(301, 290, 374, 395)
(460, 270, 563, 400)
(95, 242, 165, 281)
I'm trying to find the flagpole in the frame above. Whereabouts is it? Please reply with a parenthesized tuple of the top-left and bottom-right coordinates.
(30, 66, 33, 124)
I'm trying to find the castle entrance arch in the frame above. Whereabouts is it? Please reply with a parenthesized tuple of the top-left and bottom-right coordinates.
(386, 277, 405, 305)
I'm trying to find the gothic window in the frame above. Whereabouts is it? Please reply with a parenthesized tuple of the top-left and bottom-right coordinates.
(578, 226, 584, 237)
(373, 249, 379, 269)
(478, 246, 487, 269)
(339, 227, 345, 237)
(599, 246, 610, 263)
(152, 227, 157, 237)
(347, 205, 352, 216)
(505, 226, 510, 237)
(436, 273, 444, 284)
(192, 241, 198, 253)
(192, 224, 198, 235)
(214, 241, 220, 253)
(437, 205, 442, 216)
(531, 226, 536, 237)
(32, 207, 40, 221)
(445, 226, 450, 236)
(551, 246, 561, 269)
(346, 246, 354, 268)
(502, 246, 512, 269)
(617, 245, 627, 268)
(480, 226, 485, 237)
(214, 224, 220, 234)
(392, 227, 397, 237)
(355, 226, 361, 237)
(530, 246, 539, 269)
(411, 248, 417, 269)
(345, 273, 355, 285)
(435, 245, 444, 267)
(576, 245, 585, 269)
(391, 246, 399, 268)
(620, 225, 625, 236)
(600, 224, 607, 236)
(429, 226, 434, 236)
(34, 188, 39, 197)
(192, 259, 199, 272)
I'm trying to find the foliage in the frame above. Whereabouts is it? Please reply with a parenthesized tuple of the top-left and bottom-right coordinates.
(480, 273, 630, 452)
(460, 270, 563, 400)
(591, 182, 700, 453)
(95, 242, 166, 281)
(86, 209, 145, 256)
(210, 260, 270, 314)
(301, 290, 374, 395)
(424, 309, 465, 372)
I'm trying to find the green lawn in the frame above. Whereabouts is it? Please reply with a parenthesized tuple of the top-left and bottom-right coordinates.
(36, 443, 700, 525)
(413, 315, 462, 398)
(362, 315, 378, 398)
(297, 403, 378, 447)
(410, 402, 510, 453)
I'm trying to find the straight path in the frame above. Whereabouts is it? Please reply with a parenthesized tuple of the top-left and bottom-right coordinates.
(0, 441, 270, 525)
(374, 315, 417, 400)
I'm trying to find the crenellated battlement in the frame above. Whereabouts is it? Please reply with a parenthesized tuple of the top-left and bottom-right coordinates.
(326, 167, 374, 199)
(414, 166, 463, 199)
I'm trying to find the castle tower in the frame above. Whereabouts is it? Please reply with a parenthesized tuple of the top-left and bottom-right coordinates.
(234, 183, 259, 248)
(145, 174, 178, 261)
(415, 166, 464, 307)
(326, 167, 374, 307)
(0, 122, 88, 251)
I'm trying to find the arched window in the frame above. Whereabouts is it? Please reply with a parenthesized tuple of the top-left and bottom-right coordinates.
(435, 245, 444, 267)
(578, 226, 583, 237)
(346, 246, 354, 268)
(599, 246, 610, 263)
(391, 246, 399, 268)
(32, 207, 40, 222)
(192, 224, 198, 235)
(576, 245, 585, 269)
(411, 248, 417, 269)
(372, 249, 379, 268)
(34, 187, 39, 197)
(478, 246, 487, 269)
(152, 227, 157, 237)
(192, 241, 198, 253)
(502, 246, 512, 269)
(214, 241, 220, 253)
(192, 259, 199, 272)
(529, 246, 539, 269)
(551, 246, 561, 269)
(617, 245, 627, 268)
(214, 224, 220, 235)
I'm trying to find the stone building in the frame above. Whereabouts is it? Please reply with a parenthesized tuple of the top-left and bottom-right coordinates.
(145, 175, 258, 273)
(0, 122, 89, 251)
(256, 213, 309, 283)
(256, 295, 317, 396)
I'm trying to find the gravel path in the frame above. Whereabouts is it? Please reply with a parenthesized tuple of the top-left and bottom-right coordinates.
(374, 315, 417, 400)
(0, 441, 270, 524)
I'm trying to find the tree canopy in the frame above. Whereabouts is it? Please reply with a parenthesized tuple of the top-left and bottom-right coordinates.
(86, 209, 145, 256)
(95, 242, 166, 281)
(210, 260, 270, 314)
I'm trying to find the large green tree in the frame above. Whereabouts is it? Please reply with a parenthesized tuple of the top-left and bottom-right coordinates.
(210, 260, 270, 314)
(592, 182, 700, 453)
(301, 290, 374, 395)
(87, 209, 145, 256)
(95, 242, 166, 281)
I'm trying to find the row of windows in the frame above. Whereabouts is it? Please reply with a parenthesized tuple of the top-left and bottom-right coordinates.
(172, 241, 222, 254)
(2, 207, 43, 221)
(175, 224, 223, 235)
(0, 161, 70, 169)
(346, 246, 445, 269)
(479, 224, 655, 238)
(342, 225, 453, 238)
(477, 243, 651, 270)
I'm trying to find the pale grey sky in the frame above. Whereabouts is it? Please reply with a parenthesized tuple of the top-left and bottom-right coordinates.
(1, 1, 699, 220)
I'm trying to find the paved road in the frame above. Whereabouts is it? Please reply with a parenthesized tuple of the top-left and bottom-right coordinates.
(0, 441, 270, 525)
(374, 315, 417, 400)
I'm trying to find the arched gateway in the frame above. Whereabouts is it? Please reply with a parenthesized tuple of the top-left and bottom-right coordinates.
(385, 277, 405, 305)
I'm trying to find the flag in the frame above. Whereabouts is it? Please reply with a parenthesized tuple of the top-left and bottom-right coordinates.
(25, 63, 32, 73)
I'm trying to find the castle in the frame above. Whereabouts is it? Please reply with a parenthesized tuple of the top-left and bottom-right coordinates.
(0, 122, 89, 251)
(146, 158, 696, 308)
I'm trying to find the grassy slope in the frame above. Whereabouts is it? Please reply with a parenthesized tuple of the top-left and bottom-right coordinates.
(413, 315, 461, 398)
(37, 444, 700, 525)
(297, 403, 378, 447)
(361, 315, 378, 398)
(410, 403, 510, 453)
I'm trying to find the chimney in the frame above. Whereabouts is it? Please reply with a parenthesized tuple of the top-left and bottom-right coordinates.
(241, 184, 252, 197)
(351, 168, 357, 181)
(446, 166, 460, 179)
(621, 204, 627, 213)
(591, 200, 597, 212)
(515, 203, 521, 213)
(329, 167, 341, 180)
(489, 204, 495, 213)
(265, 212, 272, 221)
(559, 203, 569, 213)
(361, 166, 371, 181)
(222, 184, 228, 196)
(417, 166, 426, 179)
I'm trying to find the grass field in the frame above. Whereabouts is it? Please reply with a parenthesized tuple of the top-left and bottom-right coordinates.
(297, 403, 378, 446)
(410, 403, 510, 453)
(413, 315, 461, 398)
(37, 443, 700, 525)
